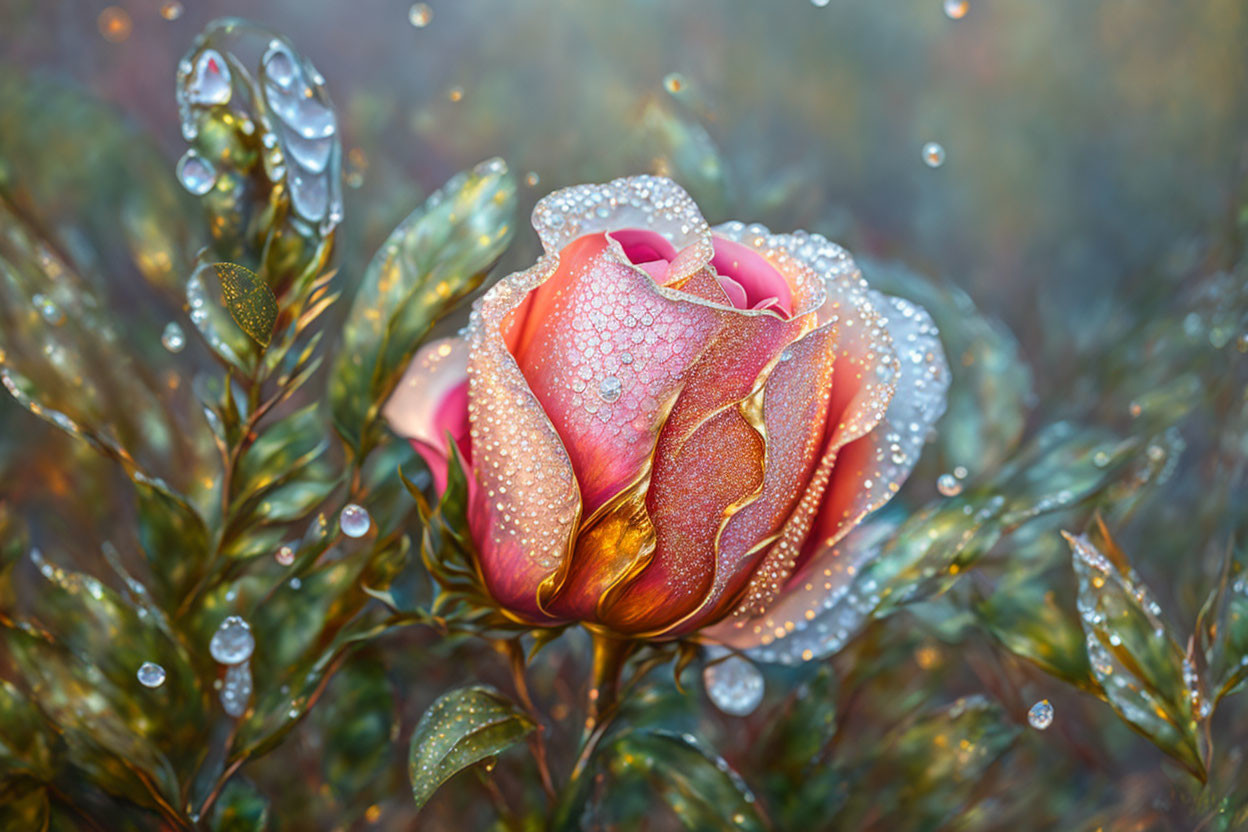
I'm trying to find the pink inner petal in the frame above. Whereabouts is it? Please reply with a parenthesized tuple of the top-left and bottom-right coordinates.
(711, 236, 794, 317)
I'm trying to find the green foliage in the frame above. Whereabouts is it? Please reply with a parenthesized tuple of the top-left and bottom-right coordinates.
(408, 685, 534, 812)
(329, 158, 516, 460)
(213, 264, 279, 346)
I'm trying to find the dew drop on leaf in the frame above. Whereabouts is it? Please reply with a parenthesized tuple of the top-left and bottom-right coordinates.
(137, 661, 166, 688)
(339, 503, 371, 538)
(209, 615, 255, 665)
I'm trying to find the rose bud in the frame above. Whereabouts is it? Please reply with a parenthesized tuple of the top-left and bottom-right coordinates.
(385, 176, 948, 662)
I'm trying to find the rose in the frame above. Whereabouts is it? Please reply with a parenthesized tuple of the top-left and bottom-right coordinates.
(385, 176, 948, 661)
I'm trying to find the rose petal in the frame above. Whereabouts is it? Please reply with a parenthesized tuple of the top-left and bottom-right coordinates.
(382, 336, 470, 495)
(464, 258, 583, 621)
(710, 278, 950, 660)
(711, 236, 795, 317)
(507, 232, 726, 515)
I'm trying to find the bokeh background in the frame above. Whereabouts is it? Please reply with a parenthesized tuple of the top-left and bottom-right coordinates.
(3, 1, 1248, 829)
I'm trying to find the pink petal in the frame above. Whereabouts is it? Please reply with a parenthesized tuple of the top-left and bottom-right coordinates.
(382, 336, 471, 495)
(507, 232, 725, 516)
(463, 258, 583, 622)
(711, 236, 795, 317)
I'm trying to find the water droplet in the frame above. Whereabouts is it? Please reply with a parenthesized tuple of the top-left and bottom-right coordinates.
(339, 504, 371, 538)
(1027, 699, 1054, 730)
(176, 150, 217, 196)
(186, 49, 232, 107)
(922, 141, 946, 168)
(704, 656, 765, 717)
(936, 473, 963, 497)
(220, 661, 252, 717)
(263, 43, 298, 92)
(811, 0, 830, 6)
(524, 171, 540, 187)
(408, 3, 433, 27)
(161, 321, 186, 353)
(289, 577, 302, 590)
(98, 6, 132, 42)
(598, 375, 622, 403)
(137, 661, 166, 688)
(275, 544, 295, 566)
(663, 73, 686, 94)
(447, 85, 465, 103)
(160, 1, 183, 20)
(209, 616, 255, 665)
(943, 0, 969, 19)
(32, 294, 64, 325)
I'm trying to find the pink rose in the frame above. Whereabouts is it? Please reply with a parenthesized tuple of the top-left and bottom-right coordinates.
(385, 176, 948, 657)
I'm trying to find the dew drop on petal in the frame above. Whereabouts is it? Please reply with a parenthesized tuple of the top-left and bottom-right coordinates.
(209, 615, 255, 665)
(936, 473, 963, 497)
(137, 661, 166, 688)
(161, 321, 186, 353)
(339, 503, 371, 538)
(1028, 699, 1054, 730)
(176, 150, 217, 196)
(598, 375, 622, 403)
(408, 3, 433, 27)
(922, 142, 946, 168)
(704, 656, 765, 717)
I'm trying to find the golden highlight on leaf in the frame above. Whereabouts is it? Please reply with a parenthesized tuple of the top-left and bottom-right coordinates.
(213, 262, 279, 346)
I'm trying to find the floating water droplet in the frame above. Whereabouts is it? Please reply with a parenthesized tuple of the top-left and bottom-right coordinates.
(408, 3, 433, 27)
(32, 294, 64, 325)
(943, 0, 969, 19)
(447, 86, 464, 103)
(275, 544, 295, 566)
(704, 656, 765, 716)
(289, 577, 302, 590)
(922, 142, 946, 168)
(339, 504, 371, 538)
(161, 321, 186, 353)
(186, 49, 232, 107)
(1027, 699, 1054, 730)
(98, 6, 132, 42)
(598, 375, 622, 403)
(176, 150, 217, 196)
(160, 1, 183, 20)
(811, 0, 830, 6)
(524, 171, 540, 187)
(220, 661, 252, 717)
(936, 473, 963, 497)
(137, 661, 166, 688)
(209, 615, 255, 665)
(663, 73, 686, 94)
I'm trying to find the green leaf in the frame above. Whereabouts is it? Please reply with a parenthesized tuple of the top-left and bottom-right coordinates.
(0, 785, 50, 831)
(407, 684, 534, 812)
(0, 619, 180, 812)
(208, 778, 270, 832)
(316, 656, 398, 803)
(213, 263, 279, 346)
(1197, 542, 1248, 704)
(838, 696, 1019, 830)
(0, 679, 57, 785)
(23, 549, 208, 776)
(1066, 528, 1207, 779)
(602, 730, 766, 832)
(330, 158, 516, 456)
(977, 562, 1096, 691)
(133, 472, 212, 604)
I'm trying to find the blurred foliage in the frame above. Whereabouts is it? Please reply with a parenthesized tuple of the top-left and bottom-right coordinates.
(0, 4, 1246, 832)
